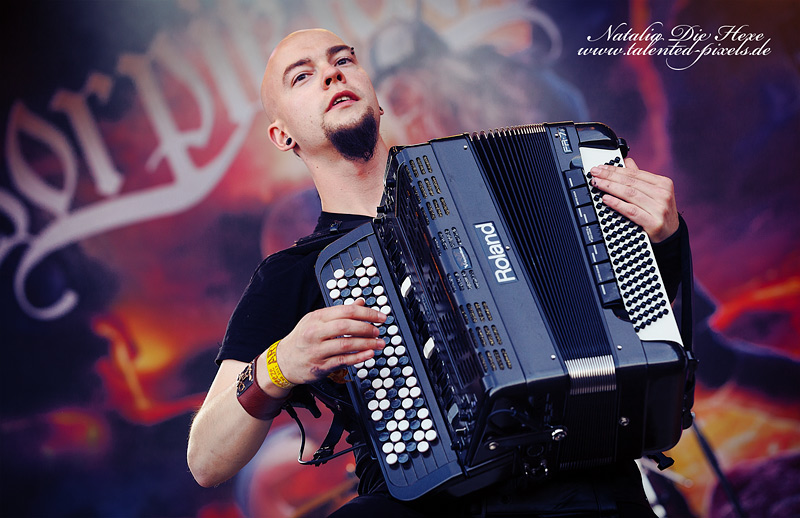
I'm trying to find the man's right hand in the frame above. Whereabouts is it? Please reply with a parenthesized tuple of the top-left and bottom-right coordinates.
(277, 299, 386, 384)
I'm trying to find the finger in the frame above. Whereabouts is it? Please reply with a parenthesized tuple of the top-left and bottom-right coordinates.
(621, 157, 675, 193)
(327, 335, 386, 355)
(319, 318, 383, 342)
(591, 173, 662, 216)
(320, 345, 382, 372)
(317, 336, 385, 372)
(295, 305, 380, 345)
(590, 165, 656, 194)
(320, 299, 387, 324)
(591, 159, 673, 193)
(624, 157, 639, 171)
(598, 193, 657, 230)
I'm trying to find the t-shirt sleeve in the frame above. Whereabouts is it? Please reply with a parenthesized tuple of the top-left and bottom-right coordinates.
(215, 251, 321, 365)
(652, 215, 688, 302)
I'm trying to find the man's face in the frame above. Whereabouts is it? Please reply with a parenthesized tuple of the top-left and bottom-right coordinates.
(263, 30, 381, 156)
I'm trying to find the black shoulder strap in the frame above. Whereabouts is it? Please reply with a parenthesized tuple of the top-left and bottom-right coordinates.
(290, 219, 372, 255)
(678, 215, 698, 430)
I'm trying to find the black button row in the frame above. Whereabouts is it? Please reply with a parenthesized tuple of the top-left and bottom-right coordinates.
(563, 166, 620, 305)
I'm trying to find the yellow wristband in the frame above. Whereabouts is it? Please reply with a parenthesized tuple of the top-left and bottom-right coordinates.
(265, 340, 296, 389)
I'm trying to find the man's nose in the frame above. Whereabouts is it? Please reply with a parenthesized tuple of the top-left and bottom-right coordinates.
(322, 66, 344, 87)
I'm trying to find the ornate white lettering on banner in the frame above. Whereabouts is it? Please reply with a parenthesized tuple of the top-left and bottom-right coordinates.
(2, 9, 261, 320)
(6, 101, 78, 216)
(189, 18, 256, 124)
(218, 0, 283, 86)
(0, 0, 555, 320)
(50, 73, 124, 196)
(118, 34, 216, 175)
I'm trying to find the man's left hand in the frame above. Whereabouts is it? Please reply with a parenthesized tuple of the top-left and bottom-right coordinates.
(589, 157, 679, 243)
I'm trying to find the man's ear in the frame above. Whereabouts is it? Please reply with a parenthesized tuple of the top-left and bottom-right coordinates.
(267, 121, 294, 151)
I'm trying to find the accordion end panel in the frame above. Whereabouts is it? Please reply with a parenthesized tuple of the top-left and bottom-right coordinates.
(314, 223, 465, 501)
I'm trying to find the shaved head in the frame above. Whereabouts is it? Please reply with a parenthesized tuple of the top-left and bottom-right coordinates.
(260, 28, 348, 122)
(258, 28, 383, 165)
(254, 28, 388, 214)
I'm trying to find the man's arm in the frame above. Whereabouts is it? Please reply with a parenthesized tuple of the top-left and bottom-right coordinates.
(589, 157, 679, 243)
(187, 301, 386, 487)
(187, 357, 280, 487)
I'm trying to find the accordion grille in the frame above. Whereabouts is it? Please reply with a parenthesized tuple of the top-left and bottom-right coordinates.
(469, 125, 610, 361)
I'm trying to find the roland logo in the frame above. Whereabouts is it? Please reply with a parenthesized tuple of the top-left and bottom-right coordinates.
(473, 222, 518, 284)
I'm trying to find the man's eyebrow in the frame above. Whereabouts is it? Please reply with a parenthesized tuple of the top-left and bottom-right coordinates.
(282, 45, 354, 86)
(326, 44, 353, 60)
(282, 58, 312, 86)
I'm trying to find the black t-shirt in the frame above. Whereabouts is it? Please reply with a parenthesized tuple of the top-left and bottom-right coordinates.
(217, 210, 686, 513)
(217, 212, 372, 365)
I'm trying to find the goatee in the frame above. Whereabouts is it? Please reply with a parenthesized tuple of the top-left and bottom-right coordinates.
(325, 108, 379, 162)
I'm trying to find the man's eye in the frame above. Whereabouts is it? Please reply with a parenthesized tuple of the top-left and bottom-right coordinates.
(336, 57, 353, 66)
(292, 72, 309, 85)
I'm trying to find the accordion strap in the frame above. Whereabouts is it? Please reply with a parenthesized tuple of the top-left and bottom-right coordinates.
(677, 215, 698, 430)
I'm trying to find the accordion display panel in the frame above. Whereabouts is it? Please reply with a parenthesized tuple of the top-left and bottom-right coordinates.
(315, 122, 689, 500)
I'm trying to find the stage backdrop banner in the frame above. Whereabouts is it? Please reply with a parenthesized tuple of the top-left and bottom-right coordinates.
(1, 1, 798, 517)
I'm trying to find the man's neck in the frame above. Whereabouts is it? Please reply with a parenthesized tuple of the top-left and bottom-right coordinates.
(304, 139, 390, 217)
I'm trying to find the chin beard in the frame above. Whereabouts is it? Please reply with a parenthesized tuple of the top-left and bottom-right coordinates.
(324, 108, 379, 162)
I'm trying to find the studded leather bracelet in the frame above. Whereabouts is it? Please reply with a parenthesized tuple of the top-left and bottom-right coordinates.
(235, 356, 286, 420)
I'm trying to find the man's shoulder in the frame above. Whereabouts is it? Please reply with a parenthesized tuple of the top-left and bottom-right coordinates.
(254, 216, 372, 280)
(253, 239, 321, 276)
(254, 224, 353, 272)
(286, 217, 372, 255)
(269, 229, 347, 260)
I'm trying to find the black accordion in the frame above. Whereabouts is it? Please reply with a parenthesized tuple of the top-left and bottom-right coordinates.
(314, 122, 689, 500)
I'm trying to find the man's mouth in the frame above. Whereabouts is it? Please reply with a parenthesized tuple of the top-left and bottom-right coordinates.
(328, 91, 358, 110)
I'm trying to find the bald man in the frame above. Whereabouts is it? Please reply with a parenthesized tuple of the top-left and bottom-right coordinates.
(188, 28, 681, 517)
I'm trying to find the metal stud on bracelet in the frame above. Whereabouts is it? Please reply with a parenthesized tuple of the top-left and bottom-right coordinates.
(236, 357, 286, 420)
